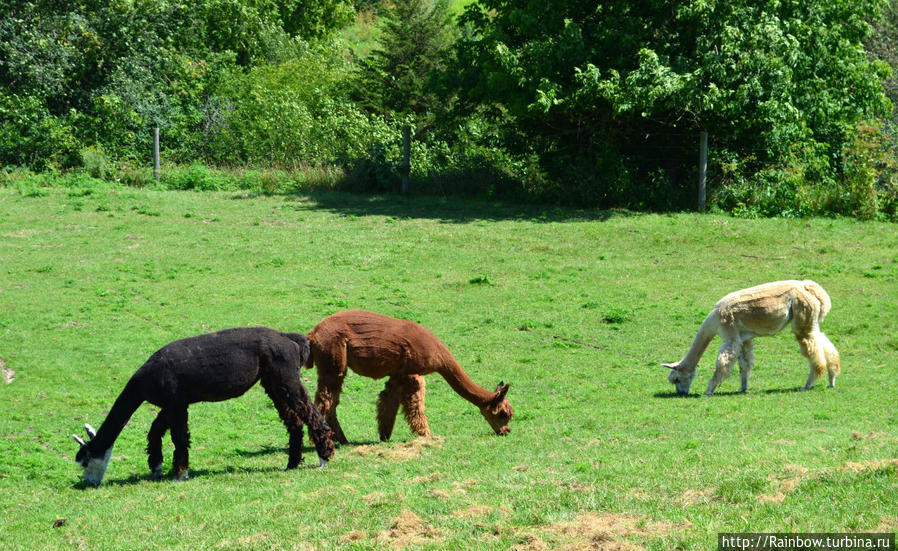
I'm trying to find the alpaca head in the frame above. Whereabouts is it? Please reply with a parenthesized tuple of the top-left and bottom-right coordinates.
(663, 363, 696, 396)
(72, 423, 113, 486)
(480, 382, 513, 435)
(308, 423, 336, 468)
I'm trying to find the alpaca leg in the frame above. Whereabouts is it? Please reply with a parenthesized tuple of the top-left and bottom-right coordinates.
(797, 332, 828, 390)
(169, 406, 190, 481)
(706, 339, 739, 396)
(737, 339, 754, 393)
(147, 409, 169, 479)
(377, 377, 402, 442)
(400, 375, 430, 438)
(314, 357, 348, 445)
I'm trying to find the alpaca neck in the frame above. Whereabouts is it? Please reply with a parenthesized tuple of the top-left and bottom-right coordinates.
(677, 309, 719, 370)
(438, 361, 494, 407)
(88, 377, 144, 454)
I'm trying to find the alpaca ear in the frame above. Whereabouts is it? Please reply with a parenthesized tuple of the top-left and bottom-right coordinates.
(494, 382, 510, 401)
(662, 363, 677, 370)
(84, 423, 97, 439)
(72, 434, 86, 446)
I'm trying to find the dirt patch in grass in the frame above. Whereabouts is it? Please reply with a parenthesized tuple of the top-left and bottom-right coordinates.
(349, 436, 443, 461)
(340, 530, 366, 543)
(362, 491, 403, 507)
(512, 512, 675, 551)
(1, 357, 13, 384)
(840, 458, 898, 473)
(427, 488, 452, 499)
(375, 510, 442, 549)
(876, 517, 898, 532)
(678, 488, 714, 506)
(406, 471, 441, 484)
(452, 504, 494, 518)
(849, 431, 892, 441)
(758, 464, 810, 504)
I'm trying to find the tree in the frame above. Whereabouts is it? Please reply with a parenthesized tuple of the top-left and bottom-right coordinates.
(354, 0, 455, 129)
(451, 0, 891, 209)
(0, 0, 356, 167)
(867, 0, 898, 120)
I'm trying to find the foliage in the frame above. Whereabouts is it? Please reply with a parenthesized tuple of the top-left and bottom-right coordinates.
(206, 41, 399, 169)
(353, 0, 456, 124)
(866, 0, 898, 121)
(451, 0, 892, 210)
(0, 0, 355, 169)
(1, 0, 898, 218)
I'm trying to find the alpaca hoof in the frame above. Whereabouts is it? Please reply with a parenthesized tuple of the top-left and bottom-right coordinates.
(149, 466, 163, 480)
(174, 469, 189, 482)
(317, 458, 328, 469)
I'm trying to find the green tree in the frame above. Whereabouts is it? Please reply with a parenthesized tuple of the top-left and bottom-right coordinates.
(0, 0, 356, 168)
(452, 0, 891, 210)
(354, 0, 455, 128)
(867, 0, 898, 114)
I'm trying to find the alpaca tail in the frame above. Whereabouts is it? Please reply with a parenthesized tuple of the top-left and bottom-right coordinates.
(663, 308, 719, 371)
(819, 332, 841, 385)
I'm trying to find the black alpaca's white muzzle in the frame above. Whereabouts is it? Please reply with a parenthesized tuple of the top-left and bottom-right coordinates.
(73, 423, 112, 485)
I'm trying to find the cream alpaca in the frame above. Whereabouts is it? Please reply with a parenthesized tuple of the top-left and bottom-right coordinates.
(663, 280, 841, 396)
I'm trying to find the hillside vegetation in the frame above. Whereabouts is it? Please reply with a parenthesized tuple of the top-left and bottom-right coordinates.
(2, 0, 898, 217)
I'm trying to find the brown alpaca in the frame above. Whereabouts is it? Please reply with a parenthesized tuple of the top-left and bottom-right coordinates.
(305, 310, 513, 443)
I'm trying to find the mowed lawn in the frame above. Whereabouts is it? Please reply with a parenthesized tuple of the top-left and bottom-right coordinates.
(1, 186, 896, 550)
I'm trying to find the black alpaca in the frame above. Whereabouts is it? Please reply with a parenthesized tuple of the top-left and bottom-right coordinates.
(72, 327, 335, 485)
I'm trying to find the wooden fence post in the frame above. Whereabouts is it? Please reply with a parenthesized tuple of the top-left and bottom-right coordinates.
(400, 126, 411, 194)
(153, 127, 161, 183)
(698, 130, 708, 211)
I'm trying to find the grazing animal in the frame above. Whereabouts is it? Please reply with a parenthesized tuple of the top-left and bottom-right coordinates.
(663, 280, 841, 396)
(72, 327, 335, 485)
(305, 310, 513, 443)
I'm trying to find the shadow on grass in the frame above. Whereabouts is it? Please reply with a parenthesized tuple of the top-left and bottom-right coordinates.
(652, 391, 702, 399)
(653, 386, 807, 399)
(231, 189, 642, 224)
(762, 386, 810, 395)
(71, 445, 328, 489)
(72, 439, 390, 488)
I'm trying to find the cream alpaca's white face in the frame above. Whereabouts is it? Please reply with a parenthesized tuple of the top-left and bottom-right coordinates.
(666, 366, 695, 395)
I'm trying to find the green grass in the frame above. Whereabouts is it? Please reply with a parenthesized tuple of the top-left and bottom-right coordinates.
(1, 186, 896, 550)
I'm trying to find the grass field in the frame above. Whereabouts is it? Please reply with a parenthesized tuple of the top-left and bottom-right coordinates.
(1, 185, 896, 550)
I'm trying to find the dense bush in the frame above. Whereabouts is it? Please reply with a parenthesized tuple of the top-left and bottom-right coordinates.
(1, 0, 897, 219)
(207, 42, 398, 169)
(448, 0, 895, 214)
